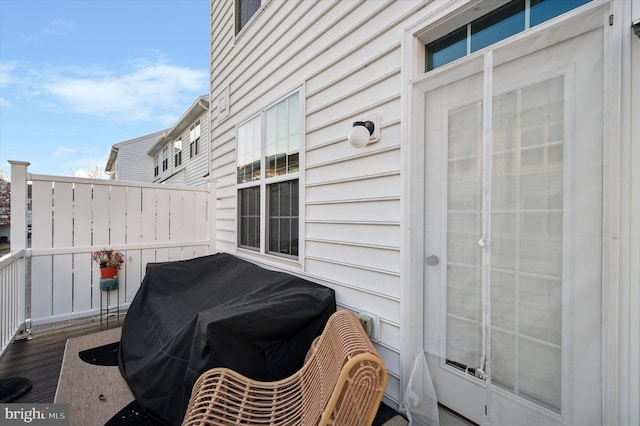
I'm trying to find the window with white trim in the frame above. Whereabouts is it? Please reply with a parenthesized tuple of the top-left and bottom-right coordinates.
(174, 138, 182, 167)
(162, 146, 169, 172)
(235, 0, 261, 34)
(237, 91, 300, 258)
(426, 0, 592, 71)
(154, 155, 159, 177)
(190, 121, 201, 158)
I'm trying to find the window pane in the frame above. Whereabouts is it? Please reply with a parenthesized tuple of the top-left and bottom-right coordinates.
(446, 102, 483, 374)
(530, 0, 591, 27)
(265, 93, 299, 178)
(238, 186, 260, 249)
(268, 180, 298, 256)
(237, 116, 261, 183)
(489, 76, 565, 412)
(427, 26, 467, 71)
(426, 0, 592, 71)
(471, 0, 525, 53)
(237, 0, 260, 33)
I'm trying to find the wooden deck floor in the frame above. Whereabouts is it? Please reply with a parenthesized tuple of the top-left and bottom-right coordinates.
(0, 315, 122, 403)
(0, 315, 474, 426)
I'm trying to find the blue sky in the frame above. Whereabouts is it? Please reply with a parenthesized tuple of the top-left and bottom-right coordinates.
(0, 0, 209, 178)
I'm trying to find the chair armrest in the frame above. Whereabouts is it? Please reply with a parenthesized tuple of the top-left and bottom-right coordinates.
(320, 352, 388, 426)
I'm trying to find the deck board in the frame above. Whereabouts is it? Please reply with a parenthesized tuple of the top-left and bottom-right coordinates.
(0, 316, 122, 403)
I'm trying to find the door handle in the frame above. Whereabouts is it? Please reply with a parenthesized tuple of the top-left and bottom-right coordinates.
(426, 255, 439, 266)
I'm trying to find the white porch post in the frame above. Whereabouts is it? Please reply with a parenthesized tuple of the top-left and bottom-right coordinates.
(9, 160, 30, 329)
(207, 180, 217, 254)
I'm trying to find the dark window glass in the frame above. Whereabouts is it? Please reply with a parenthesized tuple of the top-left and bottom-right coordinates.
(530, 0, 591, 26)
(239, 186, 260, 250)
(425, 0, 592, 71)
(236, 0, 261, 34)
(268, 180, 298, 256)
(471, 1, 525, 53)
(427, 26, 467, 71)
(190, 139, 200, 158)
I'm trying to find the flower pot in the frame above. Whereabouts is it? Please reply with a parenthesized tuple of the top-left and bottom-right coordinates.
(100, 267, 118, 279)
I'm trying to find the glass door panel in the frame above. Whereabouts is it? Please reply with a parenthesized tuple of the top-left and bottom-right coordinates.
(421, 6, 605, 424)
(490, 76, 564, 413)
(446, 102, 483, 377)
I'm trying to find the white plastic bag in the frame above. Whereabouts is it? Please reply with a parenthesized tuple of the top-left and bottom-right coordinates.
(402, 352, 440, 426)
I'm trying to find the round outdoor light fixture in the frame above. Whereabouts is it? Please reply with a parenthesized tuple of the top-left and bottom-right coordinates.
(348, 120, 375, 148)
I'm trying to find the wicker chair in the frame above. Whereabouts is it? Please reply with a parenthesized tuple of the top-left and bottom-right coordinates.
(181, 310, 388, 425)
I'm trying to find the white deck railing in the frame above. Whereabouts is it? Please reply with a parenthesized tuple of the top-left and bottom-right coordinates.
(0, 251, 25, 356)
(0, 161, 213, 356)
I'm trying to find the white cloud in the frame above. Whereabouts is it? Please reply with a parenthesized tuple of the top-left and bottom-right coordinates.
(53, 146, 77, 159)
(61, 155, 108, 179)
(43, 63, 207, 123)
(23, 18, 76, 42)
(73, 166, 106, 179)
(43, 19, 76, 37)
(0, 97, 11, 108)
(0, 62, 18, 87)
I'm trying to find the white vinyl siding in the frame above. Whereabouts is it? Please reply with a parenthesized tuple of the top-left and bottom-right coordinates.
(111, 130, 164, 183)
(209, 0, 640, 422)
(209, 0, 430, 404)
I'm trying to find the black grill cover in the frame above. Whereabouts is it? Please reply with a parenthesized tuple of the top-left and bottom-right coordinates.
(118, 253, 336, 425)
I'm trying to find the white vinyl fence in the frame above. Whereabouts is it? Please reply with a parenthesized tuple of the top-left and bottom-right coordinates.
(0, 251, 25, 355)
(10, 162, 212, 327)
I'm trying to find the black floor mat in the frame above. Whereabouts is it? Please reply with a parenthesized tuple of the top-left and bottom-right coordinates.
(0, 377, 32, 403)
(373, 402, 406, 425)
(104, 399, 402, 426)
(78, 339, 403, 425)
(79, 341, 120, 366)
(104, 400, 163, 426)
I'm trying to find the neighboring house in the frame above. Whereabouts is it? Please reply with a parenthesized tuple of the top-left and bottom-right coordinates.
(148, 95, 210, 187)
(105, 130, 166, 182)
(209, 1, 639, 425)
(0, 225, 9, 244)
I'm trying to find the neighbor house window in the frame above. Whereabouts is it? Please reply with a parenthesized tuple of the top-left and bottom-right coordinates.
(162, 147, 169, 172)
(426, 0, 592, 70)
(237, 91, 300, 258)
(190, 121, 201, 158)
(154, 155, 159, 177)
(236, 0, 261, 34)
(174, 138, 182, 167)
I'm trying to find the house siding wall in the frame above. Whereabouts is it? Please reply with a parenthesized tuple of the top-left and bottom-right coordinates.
(154, 109, 209, 188)
(115, 131, 163, 182)
(210, 0, 434, 405)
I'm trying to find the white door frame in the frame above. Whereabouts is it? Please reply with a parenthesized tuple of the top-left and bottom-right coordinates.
(398, 1, 636, 424)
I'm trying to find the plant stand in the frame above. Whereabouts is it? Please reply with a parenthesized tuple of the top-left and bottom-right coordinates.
(100, 277, 120, 326)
